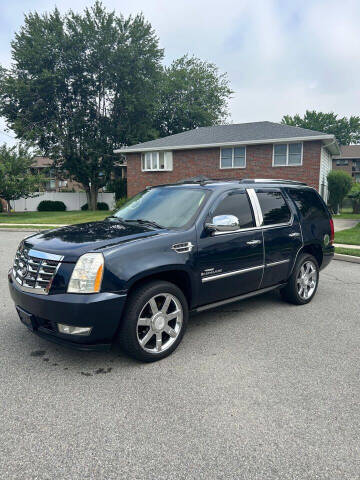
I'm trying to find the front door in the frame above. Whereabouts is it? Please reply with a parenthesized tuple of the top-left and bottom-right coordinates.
(196, 189, 264, 306)
(255, 188, 303, 288)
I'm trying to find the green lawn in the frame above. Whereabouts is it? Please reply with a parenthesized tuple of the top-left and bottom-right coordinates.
(335, 247, 360, 257)
(334, 222, 360, 246)
(0, 211, 110, 225)
(335, 208, 360, 220)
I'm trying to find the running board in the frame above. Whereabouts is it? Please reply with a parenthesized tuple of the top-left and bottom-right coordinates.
(193, 284, 285, 313)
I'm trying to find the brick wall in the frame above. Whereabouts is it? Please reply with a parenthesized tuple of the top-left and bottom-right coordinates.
(126, 140, 323, 197)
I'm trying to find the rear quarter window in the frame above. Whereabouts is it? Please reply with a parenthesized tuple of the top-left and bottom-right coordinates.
(286, 188, 329, 221)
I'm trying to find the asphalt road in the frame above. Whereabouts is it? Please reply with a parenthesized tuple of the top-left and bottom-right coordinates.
(1, 231, 359, 480)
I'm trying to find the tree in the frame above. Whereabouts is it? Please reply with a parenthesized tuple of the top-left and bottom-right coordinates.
(347, 183, 360, 214)
(327, 170, 352, 213)
(282, 111, 360, 145)
(0, 144, 44, 213)
(0, 2, 164, 209)
(155, 56, 233, 137)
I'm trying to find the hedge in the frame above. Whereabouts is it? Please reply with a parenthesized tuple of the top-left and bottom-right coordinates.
(81, 202, 109, 211)
(37, 200, 67, 211)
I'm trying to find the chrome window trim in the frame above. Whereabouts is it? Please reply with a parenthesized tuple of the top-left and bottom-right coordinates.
(246, 188, 263, 226)
(213, 217, 294, 236)
(201, 264, 264, 283)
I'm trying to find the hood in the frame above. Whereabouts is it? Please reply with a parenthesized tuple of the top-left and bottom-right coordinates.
(24, 220, 165, 261)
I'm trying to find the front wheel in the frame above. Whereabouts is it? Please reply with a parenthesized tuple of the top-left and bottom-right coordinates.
(280, 253, 319, 305)
(117, 281, 188, 362)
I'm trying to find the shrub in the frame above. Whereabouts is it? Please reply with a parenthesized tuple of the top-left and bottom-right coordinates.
(106, 178, 127, 200)
(327, 170, 352, 213)
(37, 200, 66, 211)
(81, 202, 109, 211)
(347, 183, 360, 214)
(114, 197, 128, 210)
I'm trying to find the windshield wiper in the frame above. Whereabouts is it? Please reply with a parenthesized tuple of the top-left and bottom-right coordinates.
(124, 218, 164, 229)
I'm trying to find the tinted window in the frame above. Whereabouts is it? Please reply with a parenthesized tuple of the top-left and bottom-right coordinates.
(286, 188, 329, 220)
(213, 190, 254, 228)
(256, 190, 291, 225)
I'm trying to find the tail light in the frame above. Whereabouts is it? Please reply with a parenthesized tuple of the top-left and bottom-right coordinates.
(329, 217, 334, 245)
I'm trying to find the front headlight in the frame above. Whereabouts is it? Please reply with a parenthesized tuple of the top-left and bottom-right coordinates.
(68, 253, 104, 294)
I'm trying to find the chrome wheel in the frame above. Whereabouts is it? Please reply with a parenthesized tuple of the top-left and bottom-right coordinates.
(296, 260, 317, 300)
(136, 293, 183, 354)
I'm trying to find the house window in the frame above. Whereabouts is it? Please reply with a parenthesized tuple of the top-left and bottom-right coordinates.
(220, 147, 246, 169)
(273, 143, 302, 166)
(141, 151, 173, 171)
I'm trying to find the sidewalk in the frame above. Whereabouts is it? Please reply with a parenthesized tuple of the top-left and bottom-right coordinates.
(334, 243, 360, 250)
(0, 223, 67, 227)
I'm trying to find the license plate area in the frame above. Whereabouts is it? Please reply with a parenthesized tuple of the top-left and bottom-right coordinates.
(16, 306, 36, 331)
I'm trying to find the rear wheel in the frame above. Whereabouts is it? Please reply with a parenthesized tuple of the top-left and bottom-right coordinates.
(117, 281, 188, 362)
(280, 253, 319, 305)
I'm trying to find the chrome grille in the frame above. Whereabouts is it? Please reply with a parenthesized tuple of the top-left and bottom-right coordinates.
(13, 244, 63, 295)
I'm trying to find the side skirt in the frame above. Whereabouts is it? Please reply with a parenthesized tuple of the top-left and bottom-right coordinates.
(192, 283, 285, 313)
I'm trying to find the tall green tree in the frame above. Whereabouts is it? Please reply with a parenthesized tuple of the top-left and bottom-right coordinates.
(282, 110, 360, 145)
(155, 56, 233, 137)
(0, 2, 164, 209)
(327, 170, 352, 213)
(0, 144, 43, 213)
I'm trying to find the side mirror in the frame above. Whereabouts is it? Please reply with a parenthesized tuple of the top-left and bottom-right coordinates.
(205, 214, 240, 233)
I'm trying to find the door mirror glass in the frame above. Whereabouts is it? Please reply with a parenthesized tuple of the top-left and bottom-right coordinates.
(206, 214, 240, 232)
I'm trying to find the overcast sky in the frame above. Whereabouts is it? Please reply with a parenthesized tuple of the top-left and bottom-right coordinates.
(1, 0, 360, 145)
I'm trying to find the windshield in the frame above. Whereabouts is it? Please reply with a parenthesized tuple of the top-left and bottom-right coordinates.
(113, 187, 207, 229)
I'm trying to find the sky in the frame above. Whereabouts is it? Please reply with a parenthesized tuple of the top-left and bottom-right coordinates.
(1, 0, 360, 145)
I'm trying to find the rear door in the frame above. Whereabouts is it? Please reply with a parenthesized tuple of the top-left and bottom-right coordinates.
(196, 189, 264, 306)
(255, 188, 303, 288)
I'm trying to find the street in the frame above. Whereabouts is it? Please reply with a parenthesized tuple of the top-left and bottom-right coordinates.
(0, 231, 359, 480)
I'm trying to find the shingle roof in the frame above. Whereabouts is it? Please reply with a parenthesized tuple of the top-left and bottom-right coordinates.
(333, 144, 360, 159)
(115, 121, 333, 153)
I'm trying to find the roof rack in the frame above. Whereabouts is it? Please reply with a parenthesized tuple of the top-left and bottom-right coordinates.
(240, 178, 307, 185)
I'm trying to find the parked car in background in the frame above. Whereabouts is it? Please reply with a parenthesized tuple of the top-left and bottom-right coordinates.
(8, 178, 334, 361)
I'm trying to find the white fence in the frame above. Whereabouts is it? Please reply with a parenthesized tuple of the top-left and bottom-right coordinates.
(11, 192, 116, 212)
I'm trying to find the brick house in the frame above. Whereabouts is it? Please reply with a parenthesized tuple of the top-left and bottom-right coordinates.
(332, 145, 360, 183)
(115, 121, 339, 201)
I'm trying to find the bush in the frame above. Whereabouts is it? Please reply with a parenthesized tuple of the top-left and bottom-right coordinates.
(114, 197, 128, 210)
(327, 170, 352, 213)
(81, 202, 109, 211)
(347, 183, 360, 214)
(106, 178, 127, 200)
(37, 200, 67, 211)
(0, 201, 2, 213)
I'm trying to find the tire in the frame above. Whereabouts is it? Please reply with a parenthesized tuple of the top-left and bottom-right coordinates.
(280, 253, 319, 305)
(117, 281, 188, 362)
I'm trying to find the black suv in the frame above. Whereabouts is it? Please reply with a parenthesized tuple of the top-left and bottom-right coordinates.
(8, 179, 334, 362)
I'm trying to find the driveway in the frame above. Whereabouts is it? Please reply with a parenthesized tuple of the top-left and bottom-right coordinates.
(0, 232, 359, 480)
(333, 218, 359, 231)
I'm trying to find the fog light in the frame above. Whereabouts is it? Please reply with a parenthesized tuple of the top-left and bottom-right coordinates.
(58, 324, 92, 336)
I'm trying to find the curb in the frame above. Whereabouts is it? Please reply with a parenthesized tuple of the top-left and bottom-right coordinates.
(334, 253, 360, 264)
(0, 228, 40, 232)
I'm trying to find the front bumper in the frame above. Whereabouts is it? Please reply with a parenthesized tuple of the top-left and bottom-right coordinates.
(8, 272, 127, 351)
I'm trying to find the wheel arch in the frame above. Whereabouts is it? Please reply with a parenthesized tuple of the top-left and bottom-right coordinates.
(126, 267, 194, 309)
(299, 243, 323, 268)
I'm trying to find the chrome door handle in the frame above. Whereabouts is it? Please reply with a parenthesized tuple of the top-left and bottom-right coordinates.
(289, 232, 300, 238)
(246, 239, 261, 245)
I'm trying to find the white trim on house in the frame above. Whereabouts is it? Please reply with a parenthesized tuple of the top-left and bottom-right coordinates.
(114, 134, 337, 154)
(219, 146, 247, 169)
(319, 146, 332, 202)
(141, 151, 173, 172)
(272, 142, 303, 167)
